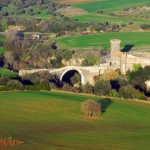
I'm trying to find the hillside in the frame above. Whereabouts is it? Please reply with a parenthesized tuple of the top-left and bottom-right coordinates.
(56, 32, 150, 50)
(0, 91, 150, 150)
(72, 0, 150, 31)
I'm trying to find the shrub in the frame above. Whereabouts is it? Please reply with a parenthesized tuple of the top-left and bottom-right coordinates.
(0, 85, 15, 91)
(6, 80, 24, 90)
(39, 79, 50, 90)
(49, 82, 58, 90)
(129, 22, 133, 25)
(81, 99, 101, 117)
(0, 76, 10, 86)
(70, 73, 81, 85)
(109, 89, 118, 97)
(96, 10, 103, 14)
(24, 85, 40, 91)
(73, 87, 82, 93)
(111, 24, 120, 31)
(81, 56, 99, 66)
(62, 83, 73, 92)
(140, 24, 150, 30)
(94, 80, 111, 96)
(119, 85, 146, 100)
(121, 23, 126, 27)
(82, 83, 94, 94)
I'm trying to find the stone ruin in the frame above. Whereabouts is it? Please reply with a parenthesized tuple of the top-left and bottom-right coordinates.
(108, 39, 150, 74)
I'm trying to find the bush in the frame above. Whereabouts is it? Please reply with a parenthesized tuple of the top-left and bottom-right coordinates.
(81, 99, 101, 117)
(0, 76, 10, 86)
(111, 24, 120, 31)
(96, 10, 103, 14)
(0, 85, 15, 91)
(7, 80, 24, 90)
(62, 83, 73, 92)
(82, 83, 94, 94)
(24, 85, 40, 91)
(121, 23, 126, 27)
(140, 24, 150, 30)
(109, 89, 118, 97)
(73, 87, 82, 93)
(94, 80, 111, 96)
(119, 85, 146, 100)
(39, 79, 50, 90)
(81, 56, 99, 66)
(49, 82, 58, 90)
(129, 22, 133, 25)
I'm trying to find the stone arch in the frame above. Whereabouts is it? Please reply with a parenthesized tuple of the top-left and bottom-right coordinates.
(60, 69, 85, 85)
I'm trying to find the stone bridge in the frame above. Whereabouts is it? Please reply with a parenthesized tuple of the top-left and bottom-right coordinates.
(19, 65, 118, 85)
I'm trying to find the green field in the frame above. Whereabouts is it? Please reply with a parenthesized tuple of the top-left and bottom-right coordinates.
(74, 0, 150, 13)
(57, 32, 150, 50)
(72, 0, 150, 30)
(0, 38, 5, 55)
(0, 91, 150, 150)
(2, 5, 51, 20)
(73, 14, 150, 24)
(0, 47, 5, 55)
(0, 69, 18, 78)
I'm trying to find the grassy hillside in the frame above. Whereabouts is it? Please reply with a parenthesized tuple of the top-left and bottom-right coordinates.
(1, 5, 51, 20)
(0, 69, 18, 78)
(0, 38, 5, 55)
(0, 47, 5, 55)
(73, 14, 150, 24)
(56, 0, 99, 5)
(56, 32, 150, 50)
(74, 0, 150, 13)
(72, 0, 150, 31)
(0, 91, 150, 150)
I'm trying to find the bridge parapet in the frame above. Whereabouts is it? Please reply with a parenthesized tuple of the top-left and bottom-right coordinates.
(19, 64, 119, 85)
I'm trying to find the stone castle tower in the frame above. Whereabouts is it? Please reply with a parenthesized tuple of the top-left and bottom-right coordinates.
(110, 39, 127, 74)
(110, 39, 121, 55)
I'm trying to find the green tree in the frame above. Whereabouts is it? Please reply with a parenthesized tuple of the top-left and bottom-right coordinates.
(81, 99, 101, 118)
(119, 85, 146, 100)
(94, 80, 111, 96)
(82, 83, 94, 94)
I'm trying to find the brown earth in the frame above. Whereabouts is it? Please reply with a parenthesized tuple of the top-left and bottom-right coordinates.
(56, 0, 100, 5)
(57, 6, 87, 16)
(0, 137, 24, 150)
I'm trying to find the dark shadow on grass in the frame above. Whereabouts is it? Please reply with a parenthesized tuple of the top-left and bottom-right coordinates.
(98, 98, 113, 113)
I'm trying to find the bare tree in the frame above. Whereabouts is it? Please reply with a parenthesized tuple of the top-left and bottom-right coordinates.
(81, 99, 101, 118)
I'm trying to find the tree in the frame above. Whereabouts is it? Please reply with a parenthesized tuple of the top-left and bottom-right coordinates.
(7, 80, 24, 90)
(140, 24, 150, 30)
(70, 73, 81, 86)
(0, 76, 10, 86)
(94, 80, 111, 96)
(82, 83, 94, 94)
(81, 56, 99, 66)
(119, 85, 146, 100)
(127, 66, 150, 91)
(81, 99, 101, 118)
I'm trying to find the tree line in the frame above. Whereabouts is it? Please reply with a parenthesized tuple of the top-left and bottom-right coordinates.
(0, 66, 149, 101)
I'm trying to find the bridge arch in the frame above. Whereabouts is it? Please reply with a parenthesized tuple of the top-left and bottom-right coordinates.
(60, 68, 86, 85)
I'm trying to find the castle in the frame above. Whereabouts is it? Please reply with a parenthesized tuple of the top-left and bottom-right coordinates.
(109, 39, 150, 74)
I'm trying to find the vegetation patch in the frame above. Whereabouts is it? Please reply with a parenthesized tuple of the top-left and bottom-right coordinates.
(57, 32, 150, 50)
(74, 0, 150, 13)
(0, 91, 150, 149)
(0, 47, 5, 55)
(57, 6, 87, 16)
(56, 0, 100, 5)
(0, 69, 18, 78)
(0, 137, 24, 150)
